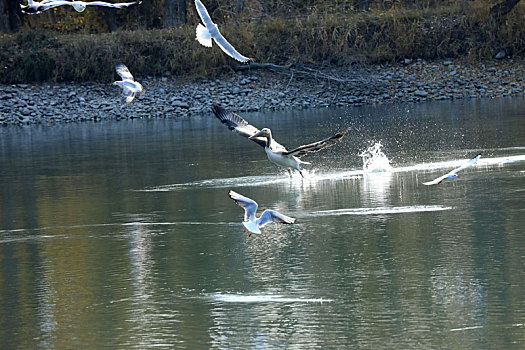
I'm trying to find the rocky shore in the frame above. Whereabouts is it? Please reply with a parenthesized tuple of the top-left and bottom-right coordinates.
(1, 58, 524, 126)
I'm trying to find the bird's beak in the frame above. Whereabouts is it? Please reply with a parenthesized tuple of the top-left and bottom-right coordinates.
(249, 131, 265, 139)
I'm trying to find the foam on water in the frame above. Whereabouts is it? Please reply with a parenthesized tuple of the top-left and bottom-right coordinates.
(211, 293, 333, 304)
(360, 142, 393, 173)
(311, 205, 452, 216)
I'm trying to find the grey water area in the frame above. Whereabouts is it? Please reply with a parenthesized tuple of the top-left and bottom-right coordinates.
(0, 97, 524, 349)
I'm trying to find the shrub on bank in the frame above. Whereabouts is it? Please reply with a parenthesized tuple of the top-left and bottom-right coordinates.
(0, 3, 523, 84)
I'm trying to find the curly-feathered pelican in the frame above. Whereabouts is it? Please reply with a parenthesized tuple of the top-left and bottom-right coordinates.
(212, 104, 347, 177)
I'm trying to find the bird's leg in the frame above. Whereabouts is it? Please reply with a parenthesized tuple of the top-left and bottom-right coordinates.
(287, 169, 293, 178)
(299, 169, 305, 178)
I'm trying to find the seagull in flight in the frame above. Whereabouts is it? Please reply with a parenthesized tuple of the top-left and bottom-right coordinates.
(194, 0, 251, 63)
(20, 0, 142, 15)
(423, 154, 481, 185)
(228, 190, 295, 236)
(212, 104, 347, 177)
(112, 63, 144, 107)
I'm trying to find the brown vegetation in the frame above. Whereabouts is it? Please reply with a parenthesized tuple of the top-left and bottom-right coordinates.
(0, 1, 523, 84)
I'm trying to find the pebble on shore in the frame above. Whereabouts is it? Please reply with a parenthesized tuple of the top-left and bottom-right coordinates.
(1, 58, 524, 126)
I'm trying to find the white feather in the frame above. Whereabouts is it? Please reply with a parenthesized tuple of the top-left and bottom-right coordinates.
(196, 23, 213, 48)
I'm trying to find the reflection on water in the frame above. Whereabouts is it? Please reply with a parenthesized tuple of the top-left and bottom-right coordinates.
(1, 97, 525, 349)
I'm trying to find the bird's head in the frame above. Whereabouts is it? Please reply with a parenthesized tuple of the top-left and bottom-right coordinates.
(250, 128, 272, 140)
(73, 3, 86, 12)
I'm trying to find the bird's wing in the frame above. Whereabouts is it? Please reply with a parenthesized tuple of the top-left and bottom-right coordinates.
(35, 1, 70, 11)
(194, 0, 214, 27)
(212, 32, 251, 63)
(120, 86, 136, 106)
(229, 190, 258, 222)
(39, 0, 69, 4)
(422, 174, 448, 186)
(449, 154, 481, 175)
(115, 63, 134, 81)
(257, 210, 295, 228)
(87, 1, 142, 9)
(211, 104, 286, 151)
(282, 130, 348, 158)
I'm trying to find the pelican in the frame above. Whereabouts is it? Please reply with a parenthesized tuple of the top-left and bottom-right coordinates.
(228, 190, 295, 236)
(211, 104, 347, 177)
(423, 154, 481, 185)
(194, 0, 251, 63)
(21, 0, 142, 15)
(112, 63, 144, 107)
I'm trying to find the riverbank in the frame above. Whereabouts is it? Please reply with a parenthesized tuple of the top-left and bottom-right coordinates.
(1, 57, 524, 126)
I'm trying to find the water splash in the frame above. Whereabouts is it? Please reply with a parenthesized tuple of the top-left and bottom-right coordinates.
(360, 142, 392, 173)
(210, 293, 333, 304)
(310, 205, 452, 217)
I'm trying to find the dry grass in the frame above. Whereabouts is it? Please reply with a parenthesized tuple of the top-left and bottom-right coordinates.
(1, 3, 523, 84)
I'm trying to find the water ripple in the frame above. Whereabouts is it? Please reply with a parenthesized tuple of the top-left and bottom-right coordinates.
(310, 205, 452, 216)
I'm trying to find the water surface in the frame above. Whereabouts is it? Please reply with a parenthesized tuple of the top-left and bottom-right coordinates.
(1, 97, 524, 349)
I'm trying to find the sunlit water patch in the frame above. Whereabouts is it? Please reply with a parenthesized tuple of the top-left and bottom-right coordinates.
(209, 293, 333, 304)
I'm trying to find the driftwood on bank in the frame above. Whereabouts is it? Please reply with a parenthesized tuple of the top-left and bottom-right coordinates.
(233, 62, 361, 84)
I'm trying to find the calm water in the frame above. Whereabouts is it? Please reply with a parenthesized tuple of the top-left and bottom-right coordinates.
(0, 98, 524, 349)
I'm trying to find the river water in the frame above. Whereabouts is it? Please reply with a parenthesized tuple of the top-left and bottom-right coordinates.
(0, 97, 524, 349)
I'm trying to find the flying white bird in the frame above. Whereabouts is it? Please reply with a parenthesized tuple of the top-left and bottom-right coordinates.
(112, 63, 144, 107)
(212, 104, 347, 177)
(228, 190, 295, 236)
(20, 0, 142, 15)
(423, 154, 481, 185)
(194, 0, 251, 63)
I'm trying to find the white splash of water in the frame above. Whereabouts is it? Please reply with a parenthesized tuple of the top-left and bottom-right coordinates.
(359, 142, 392, 173)
(311, 205, 452, 216)
(211, 294, 333, 304)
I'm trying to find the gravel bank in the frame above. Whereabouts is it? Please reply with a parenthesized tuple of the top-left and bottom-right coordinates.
(1, 58, 524, 126)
